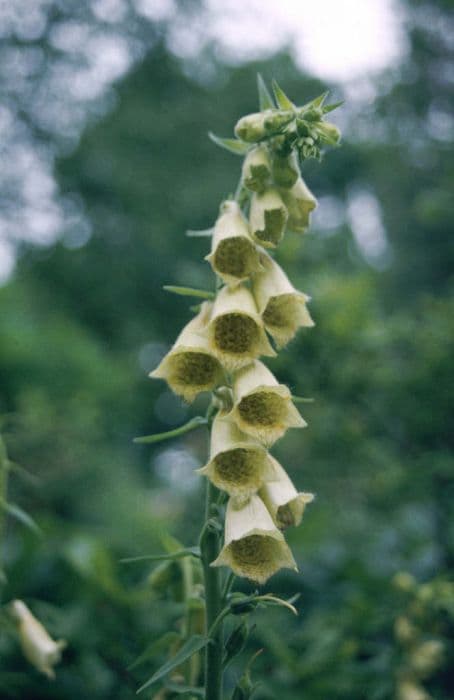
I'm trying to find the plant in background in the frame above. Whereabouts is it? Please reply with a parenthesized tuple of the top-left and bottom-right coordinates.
(133, 77, 341, 699)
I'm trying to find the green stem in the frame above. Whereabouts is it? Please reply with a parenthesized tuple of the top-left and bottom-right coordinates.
(0, 434, 9, 588)
(201, 480, 223, 700)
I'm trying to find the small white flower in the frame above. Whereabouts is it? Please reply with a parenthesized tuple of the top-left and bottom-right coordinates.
(252, 251, 314, 347)
(197, 414, 274, 504)
(205, 285, 275, 371)
(229, 360, 306, 446)
(211, 494, 297, 584)
(150, 303, 224, 402)
(11, 600, 66, 679)
(260, 456, 314, 529)
(280, 177, 317, 233)
(205, 200, 262, 286)
(242, 145, 271, 193)
(249, 188, 288, 249)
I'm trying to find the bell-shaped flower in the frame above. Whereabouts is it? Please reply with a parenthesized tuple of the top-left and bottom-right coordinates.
(271, 151, 300, 189)
(150, 303, 224, 402)
(252, 251, 314, 347)
(205, 200, 262, 286)
(229, 360, 306, 446)
(235, 110, 294, 143)
(242, 145, 271, 193)
(211, 494, 297, 584)
(280, 177, 317, 233)
(11, 600, 66, 679)
(260, 456, 314, 529)
(196, 414, 274, 504)
(205, 285, 275, 371)
(250, 189, 288, 249)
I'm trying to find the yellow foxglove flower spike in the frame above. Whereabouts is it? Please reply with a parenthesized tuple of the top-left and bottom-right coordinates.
(11, 600, 66, 679)
(205, 285, 275, 371)
(252, 251, 314, 348)
(249, 188, 288, 249)
(260, 456, 314, 529)
(271, 151, 300, 189)
(205, 200, 262, 287)
(242, 145, 271, 193)
(280, 177, 317, 233)
(229, 360, 306, 446)
(196, 414, 275, 505)
(150, 303, 224, 402)
(211, 494, 297, 584)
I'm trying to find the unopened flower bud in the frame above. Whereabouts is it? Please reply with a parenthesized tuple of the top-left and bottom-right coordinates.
(206, 286, 275, 371)
(252, 252, 314, 347)
(271, 151, 300, 189)
(250, 189, 288, 249)
(197, 415, 274, 503)
(317, 121, 341, 145)
(260, 456, 313, 529)
(211, 494, 297, 584)
(235, 112, 269, 142)
(150, 303, 224, 402)
(242, 146, 271, 193)
(11, 600, 66, 679)
(229, 360, 306, 446)
(206, 200, 262, 286)
(280, 178, 317, 233)
(263, 110, 294, 134)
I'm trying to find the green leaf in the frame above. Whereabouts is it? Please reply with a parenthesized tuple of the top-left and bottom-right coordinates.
(127, 631, 180, 670)
(137, 635, 210, 693)
(322, 100, 344, 114)
(257, 74, 275, 110)
(291, 395, 314, 404)
(186, 227, 213, 237)
(165, 682, 204, 697)
(163, 285, 215, 300)
(0, 500, 41, 535)
(133, 416, 208, 445)
(271, 80, 295, 110)
(120, 547, 201, 564)
(208, 133, 250, 155)
(310, 91, 330, 108)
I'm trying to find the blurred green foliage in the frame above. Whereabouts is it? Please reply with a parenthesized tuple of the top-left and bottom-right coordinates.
(0, 0, 453, 697)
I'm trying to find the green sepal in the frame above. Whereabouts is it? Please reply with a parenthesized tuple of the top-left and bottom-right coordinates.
(223, 620, 250, 667)
(137, 634, 210, 693)
(133, 416, 208, 445)
(322, 100, 344, 114)
(165, 682, 204, 697)
(120, 546, 201, 564)
(271, 80, 295, 111)
(209, 133, 251, 155)
(0, 500, 41, 535)
(257, 74, 275, 110)
(310, 90, 330, 108)
(127, 630, 180, 670)
(163, 285, 215, 300)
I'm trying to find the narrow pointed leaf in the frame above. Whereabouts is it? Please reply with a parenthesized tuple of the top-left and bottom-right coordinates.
(271, 80, 295, 110)
(165, 682, 204, 697)
(128, 631, 180, 670)
(120, 547, 201, 564)
(208, 133, 250, 155)
(186, 227, 213, 237)
(322, 100, 344, 114)
(291, 395, 314, 404)
(134, 416, 208, 445)
(137, 635, 210, 693)
(0, 501, 41, 535)
(311, 91, 330, 108)
(163, 285, 215, 300)
(257, 73, 275, 110)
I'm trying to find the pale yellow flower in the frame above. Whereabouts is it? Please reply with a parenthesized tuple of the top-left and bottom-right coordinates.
(197, 414, 274, 503)
(249, 188, 288, 249)
(150, 303, 224, 402)
(11, 600, 66, 679)
(205, 285, 275, 371)
(252, 251, 314, 347)
(242, 145, 271, 193)
(280, 177, 317, 233)
(260, 456, 313, 529)
(211, 494, 297, 584)
(205, 200, 262, 286)
(397, 680, 431, 700)
(229, 360, 306, 446)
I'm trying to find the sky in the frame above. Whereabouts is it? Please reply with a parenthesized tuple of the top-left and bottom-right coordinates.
(0, 0, 405, 283)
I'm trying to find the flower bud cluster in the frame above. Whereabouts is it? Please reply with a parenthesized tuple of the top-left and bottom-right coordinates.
(152, 83, 340, 584)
